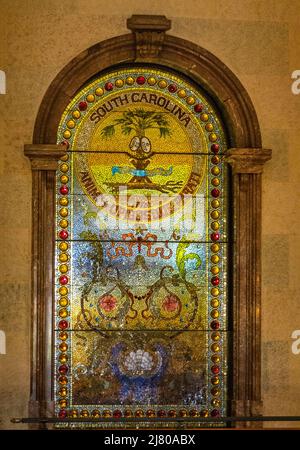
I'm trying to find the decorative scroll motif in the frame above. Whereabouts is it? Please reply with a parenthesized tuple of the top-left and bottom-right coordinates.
(127, 15, 171, 59)
(55, 66, 228, 427)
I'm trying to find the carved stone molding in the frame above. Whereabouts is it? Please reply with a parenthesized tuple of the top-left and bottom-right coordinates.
(24, 144, 66, 170)
(127, 14, 171, 59)
(225, 148, 272, 174)
(226, 147, 272, 427)
(24, 144, 66, 428)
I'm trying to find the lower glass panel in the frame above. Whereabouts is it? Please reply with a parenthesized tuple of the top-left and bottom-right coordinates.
(54, 330, 228, 427)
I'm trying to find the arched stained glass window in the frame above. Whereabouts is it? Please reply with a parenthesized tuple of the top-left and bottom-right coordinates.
(55, 66, 229, 427)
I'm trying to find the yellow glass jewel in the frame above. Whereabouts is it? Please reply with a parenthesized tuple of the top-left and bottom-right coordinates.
(211, 298, 219, 308)
(211, 210, 219, 220)
(103, 410, 112, 418)
(209, 133, 218, 142)
(59, 219, 68, 228)
(80, 410, 89, 417)
(59, 253, 68, 263)
(59, 308, 68, 319)
(59, 376, 68, 385)
(211, 309, 219, 319)
(211, 398, 221, 407)
(115, 79, 124, 88)
(60, 154, 69, 162)
(211, 177, 220, 186)
(200, 410, 209, 417)
(59, 399, 67, 408)
(211, 166, 220, 175)
(212, 354, 221, 363)
(211, 254, 220, 264)
(59, 264, 68, 274)
(177, 89, 186, 98)
(86, 94, 95, 102)
(135, 409, 144, 417)
(126, 77, 134, 85)
(59, 286, 68, 295)
(91, 410, 100, 418)
(186, 96, 195, 105)
(70, 410, 78, 418)
(59, 342, 68, 352)
(59, 354, 68, 363)
(147, 77, 156, 85)
(59, 242, 68, 252)
(59, 208, 68, 217)
(205, 123, 214, 132)
(60, 175, 69, 184)
(211, 287, 220, 296)
(67, 120, 75, 129)
(63, 130, 71, 139)
(60, 164, 69, 173)
(211, 332, 221, 341)
(211, 387, 220, 396)
(59, 331, 68, 341)
(211, 199, 220, 208)
(59, 297, 68, 307)
(211, 244, 220, 253)
(189, 409, 199, 417)
(95, 87, 104, 96)
(58, 387, 67, 397)
(72, 110, 81, 119)
(200, 113, 209, 122)
(124, 410, 133, 418)
(211, 376, 220, 385)
(211, 221, 219, 230)
(158, 80, 167, 88)
(211, 344, 220, 352)
(212, 155, 220, 164)
(211, 266, 219, 275)
(59, 198, 68, 206)
(179, 409, 188, 417)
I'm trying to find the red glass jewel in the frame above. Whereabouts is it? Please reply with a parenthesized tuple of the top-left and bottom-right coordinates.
(136, 76, 146, 85)
(168, 84, 177, 93)
(157, 410, 166, 417)
(211, 409, 220, 417)
(60, 186, 69, 195)
(59, 275, 68, 285)
(211, 232, 220, 241)
(211, 144, 219, 154)
(78, 101, 87, 111)
(113, 410, 122, 418)
(105, 82, 113, 91)
(59, 320, 68, 330)
(211, 320, 220, 330)
(60, 140, 70, 149)
(59, 230, 68, 240)
(58, 410, 67, 419)
(58, 365, 68, 374)
(211, 365, 220, 375)
(211, 188, 220, 198)
(211, 276, 220, 286)
(194, 104, 203, 113)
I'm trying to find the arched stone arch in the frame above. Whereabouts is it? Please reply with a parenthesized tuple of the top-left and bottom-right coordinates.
(24, 15, 271, 427)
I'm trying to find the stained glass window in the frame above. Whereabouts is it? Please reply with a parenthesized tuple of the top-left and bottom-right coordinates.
(55, 66, 228, 427)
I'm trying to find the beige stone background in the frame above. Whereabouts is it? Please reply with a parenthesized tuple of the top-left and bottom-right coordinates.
(0, 0, 300, 429)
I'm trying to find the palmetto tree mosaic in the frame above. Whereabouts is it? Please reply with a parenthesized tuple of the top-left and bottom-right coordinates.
(101, 109, 182, 192)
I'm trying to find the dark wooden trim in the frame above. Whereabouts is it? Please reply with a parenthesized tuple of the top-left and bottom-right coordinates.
(25, 15, 271, 428)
